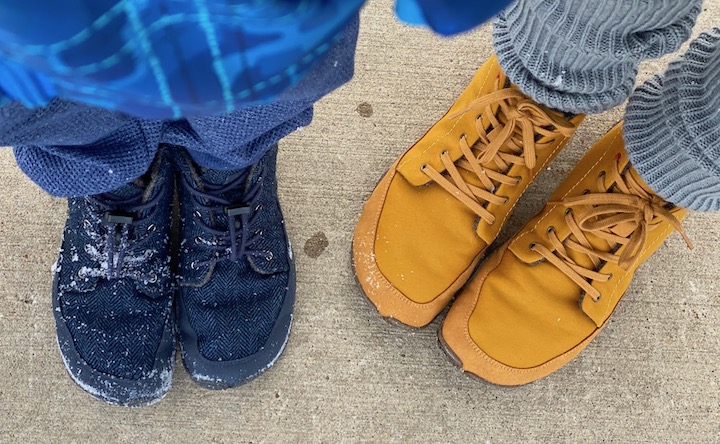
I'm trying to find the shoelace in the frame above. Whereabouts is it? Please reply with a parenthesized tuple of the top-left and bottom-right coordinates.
(420, 79, 576, 225)
(184, 166, 270, 269)
(531, 155, 694, 301)
(80, 188, 163, 282)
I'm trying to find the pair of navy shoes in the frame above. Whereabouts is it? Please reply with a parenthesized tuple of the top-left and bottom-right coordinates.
(52, 145, 295, 406)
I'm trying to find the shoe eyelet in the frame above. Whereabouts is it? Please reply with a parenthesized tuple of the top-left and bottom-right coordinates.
(502, 196, 509, 205)
(595, 293, 603, 302)
(254, 203, 263, 212)
(193, 210, 202, 218)
(459, 133, 467, 141)
(189, 261, 197, 270)
(146, 224, 156, 233)
(194, 236, 202, 244)
(147, 273, 158, 284)
(607, 273, 613, 280)
(582, 189, 590, 195)
(265, 251, 274, 261)
(476, 114, 482, 121)
(565, 208, 574, 216)
(420, 163, 429, 171)
(529, 242, 537, 250)
(441, 149, 449, 156)
(546, 226, 555, 234)
(598, 171, 606, 179)
(255, 229, 264, 237)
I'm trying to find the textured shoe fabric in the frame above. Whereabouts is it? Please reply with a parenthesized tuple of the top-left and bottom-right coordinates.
(440, 123, 693, 386)
(174, 144, 295, 389)
(52, 149, 175, 406)
(353, 56, 584, 328)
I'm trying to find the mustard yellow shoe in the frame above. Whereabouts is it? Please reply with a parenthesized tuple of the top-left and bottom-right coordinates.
(440, 122, 693, 385)
(352, 56, 584, 328)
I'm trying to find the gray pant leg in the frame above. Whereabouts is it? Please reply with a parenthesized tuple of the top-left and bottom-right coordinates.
(494, 0, 702, 114)
(625, 28, 720, 212)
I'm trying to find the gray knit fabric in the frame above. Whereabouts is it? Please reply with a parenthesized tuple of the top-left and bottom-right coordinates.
(493, 0, 702, 114)
(624, 28, 720, 212)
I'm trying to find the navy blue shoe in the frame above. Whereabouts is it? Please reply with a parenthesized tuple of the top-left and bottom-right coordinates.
(173, 144, 295, 389)
(52, 149, 175, 406)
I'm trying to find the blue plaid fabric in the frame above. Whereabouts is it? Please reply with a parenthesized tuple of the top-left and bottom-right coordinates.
(396, 0, 513, 36)
(0, 1, 512, 197)
(0, 0, 365, 119)
(0, 1, 511, 119)
(6, 16, 360, 197)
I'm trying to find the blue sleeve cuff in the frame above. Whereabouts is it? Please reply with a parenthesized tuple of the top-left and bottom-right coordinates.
(396, 0, 513, 36)
(396, 0, 428, 26)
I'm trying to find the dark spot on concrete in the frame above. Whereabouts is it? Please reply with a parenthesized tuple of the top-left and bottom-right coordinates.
(304, 232, 329, 258)
(356, 102, 373, 118)
(275, 391, 280, 399)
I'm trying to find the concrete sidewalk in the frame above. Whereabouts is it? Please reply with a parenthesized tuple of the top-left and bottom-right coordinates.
(1, 1, 718, 442)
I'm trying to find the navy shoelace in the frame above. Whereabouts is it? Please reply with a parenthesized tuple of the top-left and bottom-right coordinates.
(183, 166, 271, 270)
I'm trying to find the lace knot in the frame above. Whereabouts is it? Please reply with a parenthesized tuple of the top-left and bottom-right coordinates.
(185, 167, 269, 269)
(423, 82, 575, 224)
(538, 156, 693, 300)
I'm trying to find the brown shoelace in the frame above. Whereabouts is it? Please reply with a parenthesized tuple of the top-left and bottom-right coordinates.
(531, 155, 694, 301)
(420, 80, 576, 225)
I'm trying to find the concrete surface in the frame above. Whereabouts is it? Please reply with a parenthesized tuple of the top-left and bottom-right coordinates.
(1, 1, 719, 442)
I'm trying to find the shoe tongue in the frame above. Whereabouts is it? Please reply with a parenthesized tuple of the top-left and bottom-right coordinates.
(200, 167, 245, 186)
(610, 221, 637, 238)
(198, 167, 253, 212)
(105, 180, 145, 200)
(564, 167, 655, 268)
(196, 168, 255, 228)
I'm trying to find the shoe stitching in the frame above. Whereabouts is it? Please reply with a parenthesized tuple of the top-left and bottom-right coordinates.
(602, 224, 673, 320)
(459, 249, 605, 376)
(360, 168, 445, 312)
(460, 128, 622, 375)
(491, 134, 570, 236)
(510, 128, 621, 250)
(364, 168, 484, 312)
(456, 145, 678, 379)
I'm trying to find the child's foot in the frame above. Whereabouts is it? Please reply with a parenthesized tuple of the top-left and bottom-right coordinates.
(440, 122, 693, 385)
(174, 144, 295, 389)
(353, 55, 584, 328)
(52, 150, 175, 406)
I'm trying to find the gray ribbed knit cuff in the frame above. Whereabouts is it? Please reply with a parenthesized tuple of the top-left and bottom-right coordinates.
(624, 28, 720, 213)
(493, 0, 702, 114)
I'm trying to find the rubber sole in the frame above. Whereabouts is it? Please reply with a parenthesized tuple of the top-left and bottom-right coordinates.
(177, 251, 297, 390)
(436, 327, 491, 386)
(351, 250, 425, 332)
(52, 275, 176, 407)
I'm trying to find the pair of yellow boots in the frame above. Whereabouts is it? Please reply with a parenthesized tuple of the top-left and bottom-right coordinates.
(352, 56, 692, 386)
